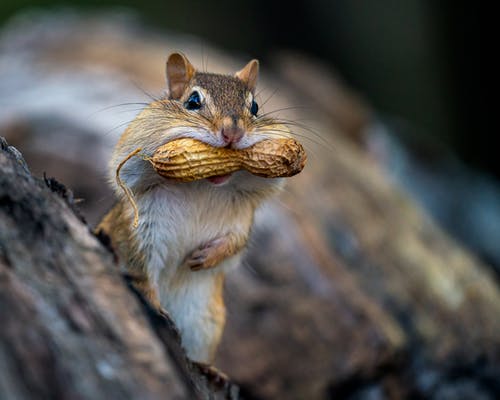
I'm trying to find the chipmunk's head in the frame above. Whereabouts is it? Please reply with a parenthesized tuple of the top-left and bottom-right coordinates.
(163, 53, 290, 189)
(165, 52, 286, 150)
(112, 52, 289, 194)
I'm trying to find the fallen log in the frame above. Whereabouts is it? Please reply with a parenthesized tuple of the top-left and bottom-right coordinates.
(0, 137, 240, 400)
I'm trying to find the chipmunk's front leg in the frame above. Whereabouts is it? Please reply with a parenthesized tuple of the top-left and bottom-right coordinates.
(184, 232, 247, 271)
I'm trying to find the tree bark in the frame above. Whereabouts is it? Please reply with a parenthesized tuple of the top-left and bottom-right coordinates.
(0, 137, 239, 400)
(219, 133, 500, 399)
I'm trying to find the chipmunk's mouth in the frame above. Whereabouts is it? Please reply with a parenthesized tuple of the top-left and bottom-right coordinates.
(206, 173, 233, 185)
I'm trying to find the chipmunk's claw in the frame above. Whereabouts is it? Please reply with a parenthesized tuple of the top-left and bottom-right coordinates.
(0, 137, 7, 150)
(184, 238, 225, 271)
(0, 137, 30, 174)
(192, 361, 229, 388)
(184, 247, 209, 269)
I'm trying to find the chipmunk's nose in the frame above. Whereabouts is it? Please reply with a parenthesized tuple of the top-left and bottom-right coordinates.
(221, 117, 244, 145)
(221, 126, 244, 144)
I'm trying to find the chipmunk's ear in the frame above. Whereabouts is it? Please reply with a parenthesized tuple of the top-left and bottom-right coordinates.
(235, 59, 259, 93)
(166, 53, 196, 100)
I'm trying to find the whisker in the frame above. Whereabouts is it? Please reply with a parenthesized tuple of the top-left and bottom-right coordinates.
(84, 102, 150, 123)
(89, 102, 150, 115)
(258, 117, 333, 150)
(201, 46, 208, 73)
(256, 128, 324, 158)
(257, 87, 279, 109)
(130, 80, 164, 103)
(274, 119, 324, 137)
(103, 122, 132, 137)
(257, 105, 311, 119)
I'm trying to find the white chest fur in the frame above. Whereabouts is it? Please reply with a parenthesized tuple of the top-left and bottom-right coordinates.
(131, 182, 253, 361)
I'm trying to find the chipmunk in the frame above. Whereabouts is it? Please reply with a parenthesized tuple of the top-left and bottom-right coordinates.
(98, 53, 289, 364)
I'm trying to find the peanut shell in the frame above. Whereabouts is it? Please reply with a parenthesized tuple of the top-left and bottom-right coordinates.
(150, 138, 306, 182)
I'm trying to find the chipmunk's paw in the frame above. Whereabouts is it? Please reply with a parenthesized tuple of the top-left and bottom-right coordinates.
(184, 237, 226, 271)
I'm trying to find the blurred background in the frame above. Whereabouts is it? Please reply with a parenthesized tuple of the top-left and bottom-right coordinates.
(0, 1, 488, 172)
(0, 1, 498, 399)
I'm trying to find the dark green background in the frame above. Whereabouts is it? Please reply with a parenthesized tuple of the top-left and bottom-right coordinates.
(0, 1, 489, 177)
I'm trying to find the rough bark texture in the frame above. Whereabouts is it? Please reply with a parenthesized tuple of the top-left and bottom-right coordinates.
(0, 138, 240, 400)
(1, 12, 500, 400)
(220, 136, 500, 399)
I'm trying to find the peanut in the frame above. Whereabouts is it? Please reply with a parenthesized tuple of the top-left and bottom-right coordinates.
(149, 138, 307, 182)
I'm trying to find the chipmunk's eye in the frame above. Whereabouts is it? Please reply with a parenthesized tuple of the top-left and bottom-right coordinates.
(250, 99, 258, 116)
(185, 91, 202, 110)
